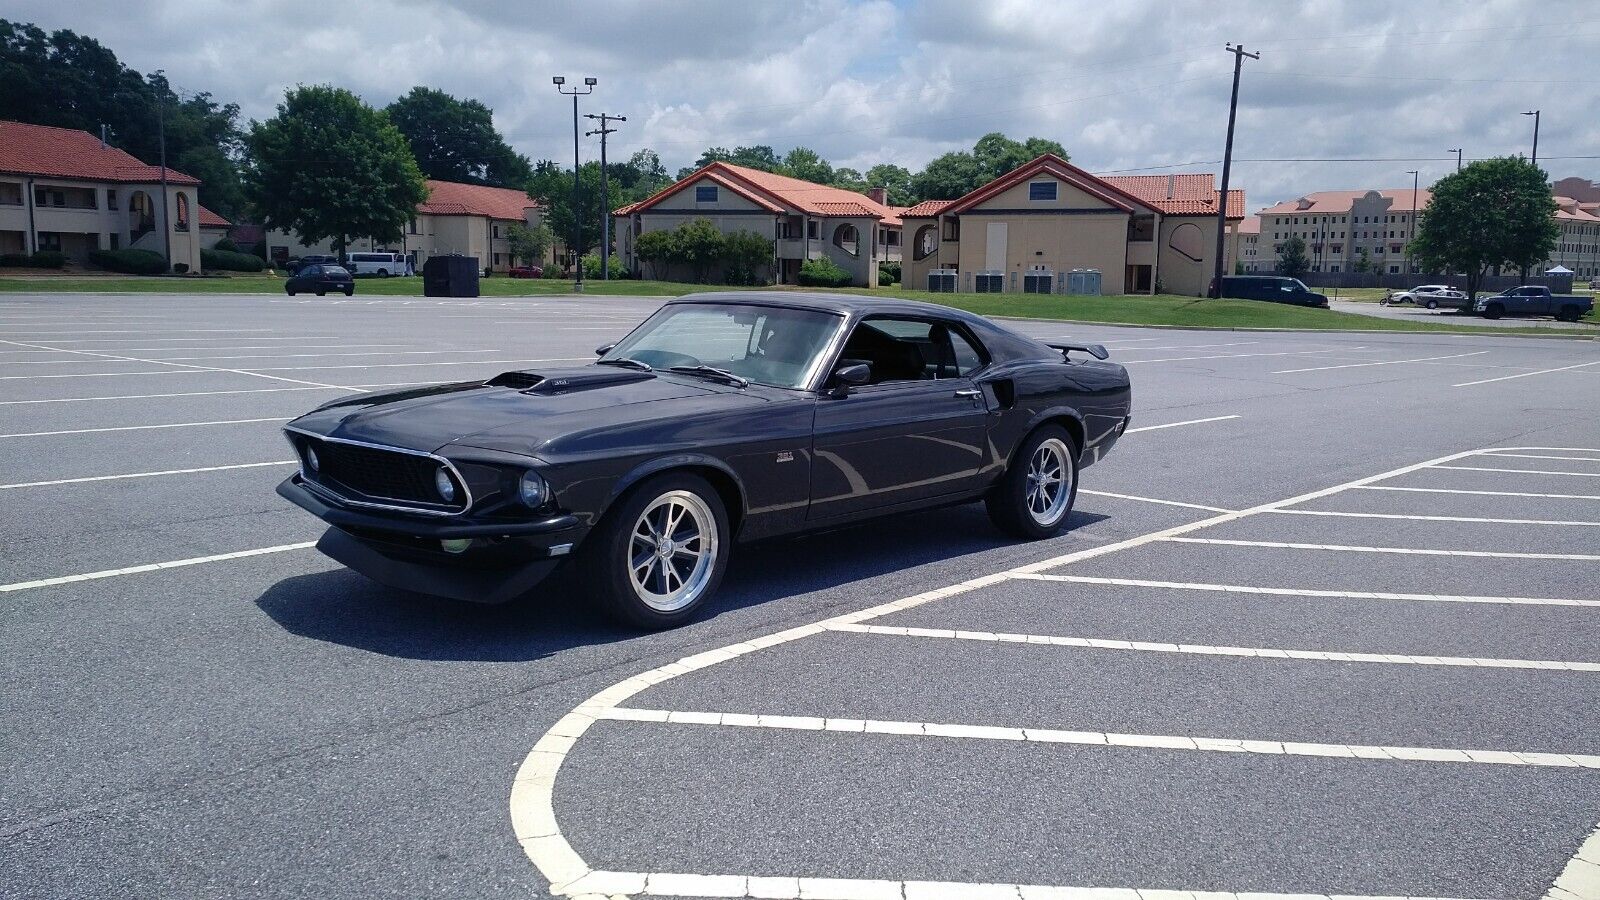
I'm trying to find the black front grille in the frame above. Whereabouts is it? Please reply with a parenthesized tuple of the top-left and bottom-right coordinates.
(305, 438, 459, 509)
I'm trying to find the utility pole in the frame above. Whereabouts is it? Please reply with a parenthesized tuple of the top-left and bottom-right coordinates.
(553, 76, 596, 292)
(1405, 169, 1419, 279)
(1209, 43, 1258, 298)
(584, 112, 626, 280)
(1523, 110, 1540, 166)
(156, 71, 172, 273)
(1448, 148, 1462, 171)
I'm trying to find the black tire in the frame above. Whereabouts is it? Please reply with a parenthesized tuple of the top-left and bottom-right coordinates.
(315, 290, 326, 297)
(1482, 303, 1503, 320)
(344, 287, 354, 296)
(986, 424, 1080, 540)
(1557, 305, 1580, 322)
(1426, 299, 1438, 310)
(286, 288, 295, 296)
(579, 472, 731, 629)
(376, 268, 388, 277)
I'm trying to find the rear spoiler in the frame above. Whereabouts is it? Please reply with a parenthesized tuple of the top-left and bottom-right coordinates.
(1046, 342, 1110, 361)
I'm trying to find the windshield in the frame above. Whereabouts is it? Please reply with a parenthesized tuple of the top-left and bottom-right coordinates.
(603, 303, 843, 389)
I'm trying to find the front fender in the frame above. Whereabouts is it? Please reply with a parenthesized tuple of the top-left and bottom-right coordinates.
(607, 452, 749, 525)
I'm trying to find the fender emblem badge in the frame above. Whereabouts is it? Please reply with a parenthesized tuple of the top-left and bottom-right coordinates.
(775, 451, 795, 463)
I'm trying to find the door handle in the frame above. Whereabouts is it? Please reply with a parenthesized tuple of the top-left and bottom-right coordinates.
(954, 388, 983, 399)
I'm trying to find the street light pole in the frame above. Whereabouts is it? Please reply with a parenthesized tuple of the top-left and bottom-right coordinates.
(585, 112, 626, 281)
(1405, 169, 1418, 279)
(1523, 110, 1540, 166)
(1448, 148, 1462, 171)
(1209, 43, 1259, 298)
(553, 76, 596, 292)
(155, 71, 172, 273)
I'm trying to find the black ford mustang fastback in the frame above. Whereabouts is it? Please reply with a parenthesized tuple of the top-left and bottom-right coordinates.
(278, 292, 1132, 628)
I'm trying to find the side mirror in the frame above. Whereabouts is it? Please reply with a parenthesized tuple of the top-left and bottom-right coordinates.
(829, 362, 871, 397)
(594, 343, 615, 357)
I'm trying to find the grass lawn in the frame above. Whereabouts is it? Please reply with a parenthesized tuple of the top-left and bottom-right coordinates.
(2, 273, 1592, 334)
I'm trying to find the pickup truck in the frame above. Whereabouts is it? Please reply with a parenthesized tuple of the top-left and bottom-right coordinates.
(1474, 286, 1593, 321)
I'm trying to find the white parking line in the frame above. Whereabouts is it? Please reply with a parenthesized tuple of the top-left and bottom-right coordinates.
(1012, 573, 1600, 607)
(1164, 536, 1600, 562)
(1356, 485, 1600, 501)
(1546, 823, 1600, 900)
(0, 369, 200, 380)
(1077, 489, 1233, 513)
(0, 542, 315, 594)
(1454, 358, 1600, 387)
(556, 870, 1492, 900)
(0, 344, 418, 362)
(593, 706, 1600, 769)
(1480, 452, 1600, 463)
(1108, 341, 1261, 352)
(823, 622, 1600, 672)
(1432, 464, 1600, 478)
(1269, 509, 1600, 527)
(148, 349, 503, 362)
(1119, 347, 1360, 365)
(1270, 350, 1489, 374)
(1122, 414, 1240, 434)
(243, 357, 589, 371)
(0, 417, 287, 439)
(0, 461, 295, 489)
(0, 338, 360, 391)
(0, 385, 344, 405)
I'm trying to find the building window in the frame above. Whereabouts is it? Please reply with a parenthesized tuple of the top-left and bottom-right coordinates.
(106, 189, 118, 210)
(1128, 216, 1154, 242)
(35, 187, 66, 207)
(37, 232, 62, 251)
(493, 224, 501, 238)
(806, 219, 818, 240)
(409, 218, 419, 235)
(695, 185, 717, 203)
(1028, 181, 1057, 201)
(1388, 265, 1400, 274)
(942, 218, 960, 241)
(174, 193, 190, 231)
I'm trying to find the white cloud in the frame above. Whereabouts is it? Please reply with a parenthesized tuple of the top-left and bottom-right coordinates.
(9, 0, 1599, 209)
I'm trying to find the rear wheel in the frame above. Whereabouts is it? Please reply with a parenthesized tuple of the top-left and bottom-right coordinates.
(1482, 303, 1503, 320)
(286, 288, 296, 296)
(1557, 305, 1581, 322)
(580, 472, 730, 629)
(1426, 299, 1438, 310)
(376, 268, 388, 277)
(986, 424, 1079, 540)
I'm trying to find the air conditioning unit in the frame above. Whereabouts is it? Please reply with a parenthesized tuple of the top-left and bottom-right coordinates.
(1023, 267, 1053, 294)
(974, 271, 1004, 293)
(926, 269, 957, 293)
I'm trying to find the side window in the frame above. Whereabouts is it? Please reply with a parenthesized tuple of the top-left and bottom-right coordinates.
(838, 317, 986, 384)
(946, 329, 984, 376)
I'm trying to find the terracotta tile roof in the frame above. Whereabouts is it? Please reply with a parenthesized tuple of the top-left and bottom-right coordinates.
(0, 120, 202, 185)
(198, 205, 230, 228)
(1237, 215, 1260, 235)
(1101, 174, 1244, 217)
(901, 199, 955, 218)
(943, 154, 1170, 218)
(417, 179, 537, 220)
(1258, 189, 1433, 216)
(619, 162, 902, 225)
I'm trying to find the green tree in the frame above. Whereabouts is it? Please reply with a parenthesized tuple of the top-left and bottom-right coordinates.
(721, 229, 773, 285)
(385, 86, 531, 188)
(782, 146, 834, 184)
(244, 85, 427, 257)
(506, 221, 553, 267)
(1409, 156, 1559, 299)
(675, 218, 726, 282)
(831, 167, 866, 192)
(529, 160, 607, 257)
(634, 228, 681, 279)
(1352, 247, 1373, 274)
(730, 145, 783, 171)
(911, 151, 985, 200)
(1276, 235, 1311, 278)
(865, 163, 914, 206)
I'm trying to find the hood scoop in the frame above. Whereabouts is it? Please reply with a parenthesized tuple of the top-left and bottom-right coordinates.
(486, 366, 655, 395)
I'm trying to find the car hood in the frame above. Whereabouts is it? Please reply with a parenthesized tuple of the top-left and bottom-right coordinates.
(287, 365, 760, 455)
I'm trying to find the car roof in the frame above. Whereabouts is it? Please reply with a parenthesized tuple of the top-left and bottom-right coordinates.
(668, 290, 993, 325)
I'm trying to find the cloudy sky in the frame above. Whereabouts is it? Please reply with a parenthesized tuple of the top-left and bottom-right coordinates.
(13, 0, 1600, 209)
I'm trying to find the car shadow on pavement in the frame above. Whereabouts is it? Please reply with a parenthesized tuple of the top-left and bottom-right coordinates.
(254, 503, 1107, 663)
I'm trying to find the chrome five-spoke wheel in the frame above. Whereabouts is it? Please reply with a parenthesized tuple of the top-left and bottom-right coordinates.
(1025, 437, 1073, 526)
(628, 490, 719, 612)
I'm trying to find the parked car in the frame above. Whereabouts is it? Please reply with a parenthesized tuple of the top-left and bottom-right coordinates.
(290, 254, 338, 270)
(285, 264, 355, 297)
(1474, 285, 1592, 321)
(509, 265, 544, 279)
(1384, 284, 1469, 310)
(1211, 276, 1330, 308)
(346, 252, 407, 277)
(276, 292, 1133, 628)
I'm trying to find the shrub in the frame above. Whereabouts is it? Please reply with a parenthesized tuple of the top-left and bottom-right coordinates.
(798, 256, 853, 287)
(0, 251, 63, 268)
(879, 261, 901, 284)
(89, 248, 167, 274)
(212, 237, 240, 253)
(201, 248, 267, 272)
(581, 254, 628, 280)
(249, 240, 268, 260)
(721, 230, 773, 285)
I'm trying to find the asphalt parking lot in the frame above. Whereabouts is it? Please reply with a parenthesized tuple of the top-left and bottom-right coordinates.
(2, 291, 1598, 900)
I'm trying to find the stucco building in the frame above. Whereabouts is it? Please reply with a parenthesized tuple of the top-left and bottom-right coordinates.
(613, 162, 903, 287)
(0, 120, 206, 272)
(1233, 216, 1263, 272)
(902, 155, 1243, 297)
(265, 179, 544, 273)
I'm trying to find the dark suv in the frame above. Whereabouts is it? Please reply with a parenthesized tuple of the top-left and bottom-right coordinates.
(1211, 276, 1330, 308)
(285, 264, 355, 297)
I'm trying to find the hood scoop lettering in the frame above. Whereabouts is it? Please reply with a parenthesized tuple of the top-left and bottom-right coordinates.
(486, 367, 655, 395)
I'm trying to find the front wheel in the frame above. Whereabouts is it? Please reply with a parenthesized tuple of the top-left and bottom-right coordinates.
(1426, 299, 1438, 310)
(343, 287, 354, 296)
(987, 425, 1080, 540)
(1481, 303, 1503, 320)
(286, 288, 296, 296)
(580, 473, 730, 629)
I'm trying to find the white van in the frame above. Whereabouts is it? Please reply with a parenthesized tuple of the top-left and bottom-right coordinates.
(345, 252, 407, 277)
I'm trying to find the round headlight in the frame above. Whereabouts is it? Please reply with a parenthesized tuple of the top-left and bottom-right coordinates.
(305, 446, 319, 473)
(434, 467, 457, 502)
(518, 470, 548, 508)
